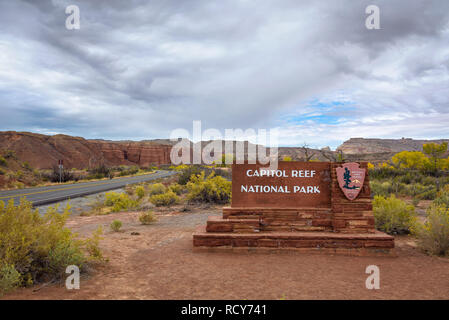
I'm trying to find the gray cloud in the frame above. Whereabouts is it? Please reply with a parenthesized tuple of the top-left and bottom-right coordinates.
(0, 0, 448, 147)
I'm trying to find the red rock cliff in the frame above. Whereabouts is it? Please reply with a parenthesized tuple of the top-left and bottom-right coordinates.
(0, 131, 172, 169)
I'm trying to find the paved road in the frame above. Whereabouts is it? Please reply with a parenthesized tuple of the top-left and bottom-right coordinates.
(0, 170, 176, 207)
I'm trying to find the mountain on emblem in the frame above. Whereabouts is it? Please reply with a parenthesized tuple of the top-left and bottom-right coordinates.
(336, 163, 366, 200)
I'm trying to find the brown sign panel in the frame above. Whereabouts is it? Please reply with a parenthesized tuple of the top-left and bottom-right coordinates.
(336, 162, 366, 201)
(231, 162, 331, 208)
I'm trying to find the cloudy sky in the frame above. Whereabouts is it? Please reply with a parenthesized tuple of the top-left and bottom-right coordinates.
(1, 0, 449, 149)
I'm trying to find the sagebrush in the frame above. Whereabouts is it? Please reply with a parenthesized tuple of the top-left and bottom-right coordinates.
(150, 191, 180, 207)
(186, 172, 231, 204)
(110, 220, 122, 232)
(372, 195, 416, 234)
(0, 199, 103, 295)
(168, 183, 183, 195)
(413, 205, 449, 256)
(104, 192, 138, 212)
(148, 183, 166, 195)
(139, 211, 157, 225)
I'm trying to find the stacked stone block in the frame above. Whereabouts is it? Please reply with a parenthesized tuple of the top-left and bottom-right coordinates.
(193, 162, 394, 254)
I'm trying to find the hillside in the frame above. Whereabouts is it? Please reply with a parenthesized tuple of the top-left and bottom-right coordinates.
(1, 131, 448, 170)
(0, 131, 171, 169)
(337, 137, 449, 154)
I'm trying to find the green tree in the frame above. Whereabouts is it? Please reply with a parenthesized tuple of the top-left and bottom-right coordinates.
(423, 142, 448, 172)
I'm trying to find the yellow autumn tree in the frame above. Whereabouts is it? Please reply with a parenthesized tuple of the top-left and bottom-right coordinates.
(391, 151, 430, 170)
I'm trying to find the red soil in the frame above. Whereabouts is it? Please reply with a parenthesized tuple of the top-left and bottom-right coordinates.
(3, 208, 449, 300)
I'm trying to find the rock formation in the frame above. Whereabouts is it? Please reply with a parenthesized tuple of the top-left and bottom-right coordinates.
(337, 137, 449, 154)
(0, 131, 171, 169)
(1, 131, 448, 169)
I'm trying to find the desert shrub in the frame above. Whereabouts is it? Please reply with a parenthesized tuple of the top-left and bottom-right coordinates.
(186, 172, 231, 204)
(22, 161, 31, 170)
(211, 168, 231, 179)
(2, 150, 16, 159)
(433, 187, 449, 209)
(110, 220, 122, 232)
(0, 168, 5, 175)
(13, 182, 25, 189)
(177, 165, 231, 185)
(173, 164, 189, 171)
(148, 183, 166, 195)
(177, 165, 203, 185)
(372, 195, 416, 234)
(15, 170, 23, 179)
(370, 178, 439, 200)
(403, 183, 437, 200)
(369, 167, 405, 180)
(413, 205, 449, 256)
(129, 166, 139, 175)
(42, 166, 75, 183)
(88, 164, 111, 179)
(124, 184, 134, 195)
(104, 192, 120, 206)
(104, 192, 138, 212)
(5, 172, 14, 180)
(32, 169, 41, 178)
(0, 200, 103, 295)
(417, 188, 437, 200)
(370, 181, 394, 197)
(0, 263, 21, 295)
(83, 227, 104, 261)
(168, 183, 183, 195)
(139, 211, 157, 225)
(149, 191, 180, 207)
(135, 185, 145, 199)
(402, 183, 425, 197)
(0, 156, 6, 166)
(47, 241, 86, 278)
(397, 172, 413, 184)
(118, 166, 139, 177)
(422, 176, 437, 186)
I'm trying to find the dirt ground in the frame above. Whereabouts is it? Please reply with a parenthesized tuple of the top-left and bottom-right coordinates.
(3, 205, 449, 300)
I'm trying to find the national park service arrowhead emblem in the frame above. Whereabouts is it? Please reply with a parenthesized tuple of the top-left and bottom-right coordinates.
(336, 163, 366, 201)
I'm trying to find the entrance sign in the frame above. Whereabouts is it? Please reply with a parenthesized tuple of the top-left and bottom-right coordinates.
(193, 161, 394, 254)
(336, 162, 366, 201)
(232, 162, 331, 208)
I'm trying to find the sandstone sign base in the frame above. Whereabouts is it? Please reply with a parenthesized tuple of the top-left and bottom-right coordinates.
(193, 162, 395, 255)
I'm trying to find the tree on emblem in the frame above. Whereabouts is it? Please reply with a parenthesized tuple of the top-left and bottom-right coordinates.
(343, 167, 358, 190)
